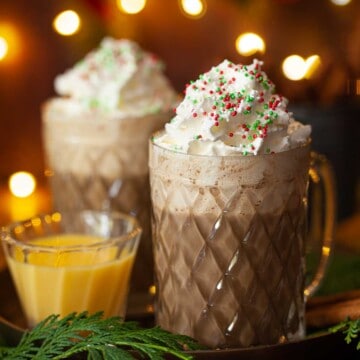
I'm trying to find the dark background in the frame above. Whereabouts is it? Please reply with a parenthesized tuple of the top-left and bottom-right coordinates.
(0, 0, 359, 220)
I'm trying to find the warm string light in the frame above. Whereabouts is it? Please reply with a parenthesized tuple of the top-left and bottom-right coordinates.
(0, 5, 327, 89)
(330, 0, 352, 6)
(282, 55, 321, 81)
(235, 33, 265, 56)
(53, 10, 81, 36)
(0, 23, 21, 63)
(180, 0, 207, 18)
(5, 172, 49, 222)
(0, 36, 8, 61)
(116, 0, 147, 14)
(8, 171, 36, 198)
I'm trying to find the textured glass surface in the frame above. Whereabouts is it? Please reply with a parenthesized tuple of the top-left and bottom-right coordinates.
(49, 171, 152, 294)
(150, 143, 310, 348)
(42, 111, 171, 295)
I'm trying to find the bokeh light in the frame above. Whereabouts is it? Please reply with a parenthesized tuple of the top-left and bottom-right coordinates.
(282, 55, 307, 80)
(117, 0, 147, 14)
(9, 171, 37, 198)
(0, 23, 21, 63)
(235, 33, 265, 56)
(180, 0, 207, 18)
(282, 55, 321, 81)
(304, 55, 321, 79)
(53, 10, 81, 36)
(330, 0, 351, 6)
(0, 36, 8, 61)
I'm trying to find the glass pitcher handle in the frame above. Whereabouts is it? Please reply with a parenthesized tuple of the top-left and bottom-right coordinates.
(304, 151, 337, 299)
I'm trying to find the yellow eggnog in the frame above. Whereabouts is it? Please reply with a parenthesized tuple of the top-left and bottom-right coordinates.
(7, 234, 135, 327)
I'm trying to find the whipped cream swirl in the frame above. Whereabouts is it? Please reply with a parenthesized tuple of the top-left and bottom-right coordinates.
(54, 37, 177, 116)
(155, 59, 311, 155)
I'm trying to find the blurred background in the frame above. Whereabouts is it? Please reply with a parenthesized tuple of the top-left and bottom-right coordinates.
(0, 0, 359, 224)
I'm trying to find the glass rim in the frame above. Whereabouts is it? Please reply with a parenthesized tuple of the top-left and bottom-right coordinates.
(150, 130, 311, 160)
(0, 210, 142, 252)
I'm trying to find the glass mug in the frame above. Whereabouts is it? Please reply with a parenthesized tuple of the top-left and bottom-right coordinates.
(149, 138, 335, 349)
(42, 102, 173, 299)
(1, 210, 142, 328)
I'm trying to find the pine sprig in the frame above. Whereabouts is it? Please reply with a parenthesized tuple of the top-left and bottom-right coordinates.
(329, 318, 360, 350)
(0, 312, 205, 360)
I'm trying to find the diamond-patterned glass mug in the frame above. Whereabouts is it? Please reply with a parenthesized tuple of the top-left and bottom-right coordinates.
(42, 100, 173, 299)
(149, 137, 336, 349)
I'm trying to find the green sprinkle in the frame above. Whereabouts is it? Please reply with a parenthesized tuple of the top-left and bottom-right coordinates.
(89, 98, 99, 108)
(251, 120, 260, 130)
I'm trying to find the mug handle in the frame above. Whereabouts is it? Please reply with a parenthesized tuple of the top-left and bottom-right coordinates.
(304, 151, 337, 299)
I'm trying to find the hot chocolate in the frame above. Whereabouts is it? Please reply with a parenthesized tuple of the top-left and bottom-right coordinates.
(42, 38, 178, 297)
(149, 59, 316, 348)
(150, 140, 310, 348)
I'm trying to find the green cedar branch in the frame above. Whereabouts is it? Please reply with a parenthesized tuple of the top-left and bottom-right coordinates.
(0, 312, 205, 360)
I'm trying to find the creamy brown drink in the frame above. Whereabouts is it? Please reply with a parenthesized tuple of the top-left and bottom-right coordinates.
(150, 142, 310, 348)
(149, 59, 334, 348)
(42, 38, 178, 297)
